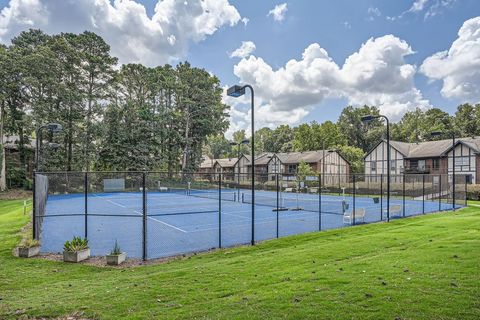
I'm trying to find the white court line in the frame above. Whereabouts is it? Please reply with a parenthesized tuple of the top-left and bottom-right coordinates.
(133, 210, 187, 233)
(92, 194, 187, 233)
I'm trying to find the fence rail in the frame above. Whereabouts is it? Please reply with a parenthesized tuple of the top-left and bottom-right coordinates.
(33, 172, 467, 260)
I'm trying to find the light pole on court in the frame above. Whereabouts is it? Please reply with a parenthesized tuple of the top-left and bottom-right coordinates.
(227, 84, 255, 245)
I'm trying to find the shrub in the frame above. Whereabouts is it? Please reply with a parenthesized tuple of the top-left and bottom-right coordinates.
(467, 184, 480, 200)
(63, 236, 89, 252)
(19, 238, 39, 248)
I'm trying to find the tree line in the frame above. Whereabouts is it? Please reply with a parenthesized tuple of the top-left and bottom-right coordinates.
(0, 30, 228, 188)
(207, 104, 480, 174)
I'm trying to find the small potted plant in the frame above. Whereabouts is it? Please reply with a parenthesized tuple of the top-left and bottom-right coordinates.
(106, 240, 126, 266)
(17, 238, 40, 258)
(63, 236, 90, 263)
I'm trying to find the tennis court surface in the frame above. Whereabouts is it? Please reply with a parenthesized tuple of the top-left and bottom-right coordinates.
(34, 172, 467, 259)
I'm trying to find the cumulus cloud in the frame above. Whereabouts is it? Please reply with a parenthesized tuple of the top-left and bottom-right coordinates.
(421, 16, 480, 101)
(226, 34, 430, 134)
(267, 3, 288, 22)
(229, 41, 256, 58)
(0, 0, 242, 66)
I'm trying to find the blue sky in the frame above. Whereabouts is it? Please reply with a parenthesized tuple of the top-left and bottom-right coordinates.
(1, 0, 480, 135)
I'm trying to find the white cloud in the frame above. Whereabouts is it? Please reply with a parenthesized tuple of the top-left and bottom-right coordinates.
(367, 7, 381, 21)
(225, 35, 430, 134)
(241, 17, 249, 26)
(267, 3, 288, 22)
(409, 0, 429, 13)
(388, 0, 429, 21)
(229, 41, 256, 59)
(421, 16, 480, 101)
(424, 0, 456, 20)
(342, 21, 351, 29)
(0, 0, 242, 66)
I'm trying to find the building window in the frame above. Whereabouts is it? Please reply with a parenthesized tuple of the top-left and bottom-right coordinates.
(288, 164, 297, 173)
(370, 161, 376, 172)
(418, 160, 426, 171)
(454, 156, 470, 171)
(432, 158, 440, 170)
(390, 160, 396, 171)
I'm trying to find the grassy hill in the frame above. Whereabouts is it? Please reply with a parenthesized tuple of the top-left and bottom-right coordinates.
(0, 199, 479, 319)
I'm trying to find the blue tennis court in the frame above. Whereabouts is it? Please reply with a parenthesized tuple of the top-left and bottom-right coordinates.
(38, 188, 462, 259)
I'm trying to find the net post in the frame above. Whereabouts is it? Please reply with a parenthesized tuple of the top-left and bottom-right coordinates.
(142, 172, 147, 261)
(84, 172, 88, 239)
(276, 173, 279, 238)
(32, 171, 36, 240)
(219, 173, 222, 248)
(352, 174, 356, 226)
(402, 174, 406, 217)
(318, 173, 322, 231)
(464, 175, 467, 207)
(422, 174, 425, 214)
(438, 174, 442, 211)
(380, 174, 383, 221)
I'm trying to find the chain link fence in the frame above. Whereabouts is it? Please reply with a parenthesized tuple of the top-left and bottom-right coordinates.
(33, 171, 467, 260)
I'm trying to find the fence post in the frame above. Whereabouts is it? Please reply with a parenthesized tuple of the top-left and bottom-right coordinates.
(402, 174, 406, 217)
(422, 174, 425, 214)
(318, 174, 322, 231)
(276, 173, 279, 238)
(465, 176, 467, 207)
(142, 172, 147, 261)
(32, 171, 36, 240)
(380, 174, 383, 221)
(84, 172, 88, 239)
(352, 174, 356, 226)
(219, 173, 222, 248)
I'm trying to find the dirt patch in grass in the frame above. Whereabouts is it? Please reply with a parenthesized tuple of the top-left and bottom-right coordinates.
(35, 251, 202, 268)
(10, 311, 93, 319)
(0, 189, 31, 200)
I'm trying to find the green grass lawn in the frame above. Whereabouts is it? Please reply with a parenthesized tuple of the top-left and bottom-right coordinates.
(1, 200, 479, 319)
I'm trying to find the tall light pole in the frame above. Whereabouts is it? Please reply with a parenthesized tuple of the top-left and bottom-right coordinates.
(35, 123, 63, 171)
(227, 84, 255, 245)
(362, 114, 390, 221)
(431, 130, 456, 211)
(230, 139, 249, 202)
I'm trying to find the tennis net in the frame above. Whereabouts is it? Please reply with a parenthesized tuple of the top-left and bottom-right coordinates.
(241, 192, 346, 215)
(188, 188, 237, 202)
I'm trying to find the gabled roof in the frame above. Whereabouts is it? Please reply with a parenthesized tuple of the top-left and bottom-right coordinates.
(214, 158, 238, 168)
(443, 136, 480, 154)
(254, 153, 275, 165)
(366, 136, 480, 160)
(276, 150, 328, 164)
(406, 140, 453, 158)
(199, 155, 215, 169)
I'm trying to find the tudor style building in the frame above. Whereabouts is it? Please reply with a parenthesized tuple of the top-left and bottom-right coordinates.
(364, 137, 480, 184)
(200, 150, 350, 183)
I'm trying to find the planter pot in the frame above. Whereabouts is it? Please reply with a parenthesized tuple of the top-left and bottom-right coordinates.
(106, 252, 126, 266)
(18, 246, 40, 258)
(63, 248, 90, 263)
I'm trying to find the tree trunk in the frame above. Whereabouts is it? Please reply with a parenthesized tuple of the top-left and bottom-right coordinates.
(181, 114, 190, 173)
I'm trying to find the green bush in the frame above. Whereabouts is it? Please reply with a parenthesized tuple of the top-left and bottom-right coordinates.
(19, 238, 39, 248)
(63, 236, 89, 252)
(467, 184, 480, 200)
